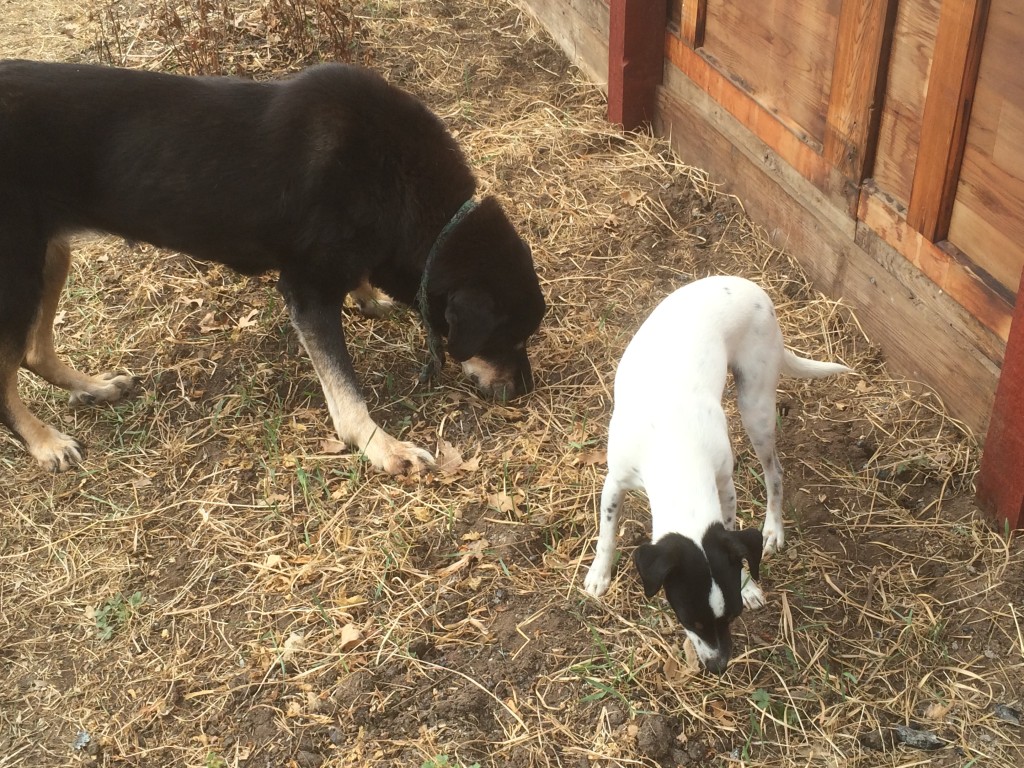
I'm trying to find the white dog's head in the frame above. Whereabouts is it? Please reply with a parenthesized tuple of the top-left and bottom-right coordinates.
(633, 525, 762, 674)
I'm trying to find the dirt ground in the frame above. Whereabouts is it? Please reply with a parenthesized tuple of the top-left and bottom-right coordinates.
(2, 1, 1023, 767)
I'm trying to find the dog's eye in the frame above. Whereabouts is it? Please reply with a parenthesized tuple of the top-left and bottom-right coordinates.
(693, 621, 705, 632)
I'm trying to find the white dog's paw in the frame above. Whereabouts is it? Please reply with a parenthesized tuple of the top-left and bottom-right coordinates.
(583, 566, 611, 598)
(761, 524, 785, 556)
(741, 576, 766, 610)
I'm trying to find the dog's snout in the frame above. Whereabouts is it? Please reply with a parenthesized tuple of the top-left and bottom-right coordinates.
(702, 656, 729, 676)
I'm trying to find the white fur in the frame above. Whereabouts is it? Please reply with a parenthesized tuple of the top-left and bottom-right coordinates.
(584, 276, 850, 599)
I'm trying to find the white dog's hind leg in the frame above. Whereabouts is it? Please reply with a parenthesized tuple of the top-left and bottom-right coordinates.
(584, 474, 626, 597)
(735, 364, 786, 555)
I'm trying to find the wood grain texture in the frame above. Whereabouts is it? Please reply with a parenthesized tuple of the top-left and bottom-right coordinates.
(858, 185, 1013, 340)
(947, 0, 1024, 295)
(823, 0, 898, 182)
(664, 32, 856, 215)
(516, 0, 610, 88)
(907, 0, 990, 240)
(655, 67, 1001, 434)
(701, 0, 842, 144)
(681, 0, 706, 48)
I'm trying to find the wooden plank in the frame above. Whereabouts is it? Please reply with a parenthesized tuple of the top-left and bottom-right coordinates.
(907, 0, 991, 241)
(858, 185, 1013, 342)
(654, 71, 1001, 434)
(823, 0, 898, 181)
(664, 32, 856, 216)
(516, 0, 610, 88)
(681, 0, 706, 48)
(947, 0, 1024, 295)
(701, 0, 841, 145)
(871, 0, 942, 207)
(976, 292, 1024, 529)
(607, 0, 668, 130)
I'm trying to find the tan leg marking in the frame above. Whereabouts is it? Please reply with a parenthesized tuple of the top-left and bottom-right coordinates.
(294, 328, 433, 475)
(23, 239, 137, 405)
(1, 359, 83, 471)
(349, 279, 395, 319)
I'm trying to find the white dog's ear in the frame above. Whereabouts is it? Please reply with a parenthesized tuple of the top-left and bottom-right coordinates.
(633, 541, 674, 598)
(727, 528, 763, 580)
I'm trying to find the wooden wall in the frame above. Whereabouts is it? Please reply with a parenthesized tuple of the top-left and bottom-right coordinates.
(947, 0, 1024, 296)
(518, 0, 1024, 525)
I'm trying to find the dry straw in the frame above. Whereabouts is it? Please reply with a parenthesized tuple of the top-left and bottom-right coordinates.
(1, 1, 1021, 767)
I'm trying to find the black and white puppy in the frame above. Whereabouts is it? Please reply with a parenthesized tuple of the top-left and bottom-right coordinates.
(584, 275, 851, 673)
(0, 60, 545, 476)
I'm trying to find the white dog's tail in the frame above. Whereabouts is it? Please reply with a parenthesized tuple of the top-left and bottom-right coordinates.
(781, 349, 852, 379)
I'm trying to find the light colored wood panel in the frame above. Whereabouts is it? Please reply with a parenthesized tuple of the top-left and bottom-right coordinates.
(823, 0, 897, 181)
(872, 0, 941, 206)
(654, 75, 1002, 434)
(664, 34, 856, 216)
(860, 186, 1013, 339)
(702, 0, 841, 144)
(907, 0, 990, 240)
(515, 0, 609, 88)
(947, 0, 1024, 295)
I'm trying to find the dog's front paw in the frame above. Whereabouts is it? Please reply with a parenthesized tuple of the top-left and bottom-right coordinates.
(761, 524, 785, 556)
(741, 575, 766, 610)
(30, 427, 85, 472)
(583, 566, 611, 598)
(367, 437, 434, 476)
(70, 372, 139, 405)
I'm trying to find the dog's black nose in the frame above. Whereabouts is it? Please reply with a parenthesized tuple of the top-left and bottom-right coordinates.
(703, 656, 729, 676)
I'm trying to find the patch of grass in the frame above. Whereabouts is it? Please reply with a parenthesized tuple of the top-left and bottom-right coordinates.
(93, 591, 144, 640)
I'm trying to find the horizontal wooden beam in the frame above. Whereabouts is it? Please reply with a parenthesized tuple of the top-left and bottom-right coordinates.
(858, 185, 1013, 341)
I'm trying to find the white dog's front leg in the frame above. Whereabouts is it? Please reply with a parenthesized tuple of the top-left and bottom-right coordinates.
(584, 474, 626, 597)
(741, 568, 766, 610)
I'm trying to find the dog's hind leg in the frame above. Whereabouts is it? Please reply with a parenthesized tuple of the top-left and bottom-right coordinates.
(279, 273, 433, 476)
(23, 239, 137, 405)
(349, 278, 395, 319)
(584, 473, 627, 597)
(734, 363, 785, 555)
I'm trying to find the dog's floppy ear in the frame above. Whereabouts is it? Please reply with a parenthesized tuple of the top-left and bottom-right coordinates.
(445, 287, 499, 361)
(727, 528, 763, 581)
(633, 542, 675, 599)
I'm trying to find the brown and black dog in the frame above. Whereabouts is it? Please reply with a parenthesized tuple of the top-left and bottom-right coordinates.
(0, 60, 545, 475)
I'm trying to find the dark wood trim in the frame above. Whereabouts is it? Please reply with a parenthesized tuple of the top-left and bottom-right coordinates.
(823, 0, 898, 182)
(907, 0, 991, 240)
(607, 0, 668, 130)
(977, 291, 1024, 529)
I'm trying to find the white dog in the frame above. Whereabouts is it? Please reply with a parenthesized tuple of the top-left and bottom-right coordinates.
(584, 275, 851, 673)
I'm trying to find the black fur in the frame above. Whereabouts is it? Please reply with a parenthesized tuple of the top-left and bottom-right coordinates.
(633, 525, 762, 674)
(0, 60, 545, 470)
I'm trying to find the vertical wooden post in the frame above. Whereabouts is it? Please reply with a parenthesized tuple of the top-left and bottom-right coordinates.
(823, 0, 898, 183)
(977, 285, 1024, 530)
(906, 0, 990, 241)
(607, 0, 668, 131)
(681, 0, 707, 49)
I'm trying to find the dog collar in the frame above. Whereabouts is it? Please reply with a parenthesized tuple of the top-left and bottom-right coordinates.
(416, 198, 478, 384)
